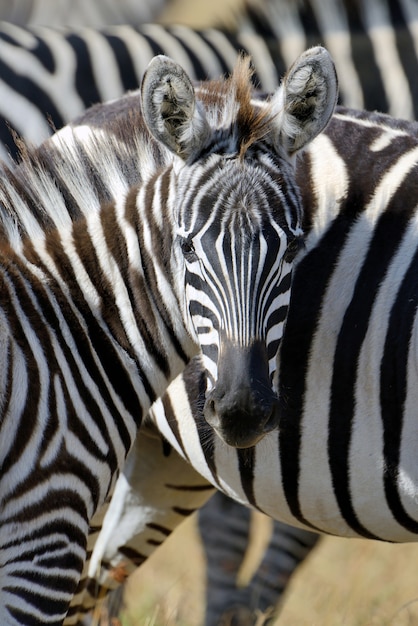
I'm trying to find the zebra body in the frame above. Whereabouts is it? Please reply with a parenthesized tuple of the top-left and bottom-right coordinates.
(152, 106, 418, 542)
(88, 104, 418, 604)
(246, 0, 418, 120)
(0, 49, 336, 625)
(79, 104, 418, 623)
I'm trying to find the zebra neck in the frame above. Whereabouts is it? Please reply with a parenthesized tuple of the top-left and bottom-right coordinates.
(15, 179, 197, 417)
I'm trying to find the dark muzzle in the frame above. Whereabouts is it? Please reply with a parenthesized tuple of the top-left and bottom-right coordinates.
(203, 339, 280, 448)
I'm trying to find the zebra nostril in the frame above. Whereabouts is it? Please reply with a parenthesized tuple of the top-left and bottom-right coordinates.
(203, 396, 219, 428)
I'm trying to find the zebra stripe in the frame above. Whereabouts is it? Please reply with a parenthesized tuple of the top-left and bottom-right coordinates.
(198, 492, 319, 624)
(1, 0, 418, 166)
(0, 21, 282, 163)
(0, 49, 336, 625)
(150, 107, 418, 542)
(86, 105, 418, 625)
(1, 3, 416, 621)
(246, 0, 418, 119)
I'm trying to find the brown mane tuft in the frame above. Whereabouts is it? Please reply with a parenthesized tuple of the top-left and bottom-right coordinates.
(197, 55, 275, 157)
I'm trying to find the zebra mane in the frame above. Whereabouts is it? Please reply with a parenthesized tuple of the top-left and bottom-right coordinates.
(0, 89, 170, 249)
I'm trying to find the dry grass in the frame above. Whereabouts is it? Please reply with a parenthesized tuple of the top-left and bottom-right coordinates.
(118, 512, 418, 626)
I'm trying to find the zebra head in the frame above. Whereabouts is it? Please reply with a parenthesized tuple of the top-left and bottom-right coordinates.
(141, 48, 337, 448)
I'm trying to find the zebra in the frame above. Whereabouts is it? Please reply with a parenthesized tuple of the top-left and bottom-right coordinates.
(0, 4, 416, 621)
(243, 0, 418, 121)
(0, 47, 337, 625)
(198, 492, 319, 625)
(83, 103, 418, 624)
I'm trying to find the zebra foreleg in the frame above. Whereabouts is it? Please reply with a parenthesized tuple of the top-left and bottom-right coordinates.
(66, 423, 215, 625)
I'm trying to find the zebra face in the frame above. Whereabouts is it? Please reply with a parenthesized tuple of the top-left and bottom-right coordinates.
(141, 48, 337, 447)
(173, 153, 302, 447)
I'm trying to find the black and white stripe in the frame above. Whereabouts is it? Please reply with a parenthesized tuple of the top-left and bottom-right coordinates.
(2, 2, 417, 621)
(2, 0, 418, 167)
(0, 21, 280, 163)
(88, 105, 418, 624)
(155, 106, 418, 541)
(0, 49, 335, 625)
(245, 0, 418, 120)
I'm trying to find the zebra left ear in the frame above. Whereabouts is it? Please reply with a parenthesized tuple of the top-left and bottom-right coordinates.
(141, 55, 210, 160)
(272, 46, 338, 155)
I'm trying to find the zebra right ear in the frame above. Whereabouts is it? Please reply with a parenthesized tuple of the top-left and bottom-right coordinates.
(271, 46, 338, 155)
(141, 55, 210, 160)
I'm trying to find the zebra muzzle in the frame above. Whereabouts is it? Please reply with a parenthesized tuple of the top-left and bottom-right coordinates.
(203, 339, 280, 448)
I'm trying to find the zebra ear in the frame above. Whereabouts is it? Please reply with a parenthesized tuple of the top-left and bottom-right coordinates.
(141, 55, 210, 160)
(272, 46, 338, 155)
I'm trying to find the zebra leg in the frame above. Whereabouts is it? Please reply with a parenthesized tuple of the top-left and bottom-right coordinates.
(198, 492, 320, 626)
(67, 422, 215, 624)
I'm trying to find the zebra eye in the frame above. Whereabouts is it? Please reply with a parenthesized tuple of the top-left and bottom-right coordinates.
(283, 237, 304, 264)
(181, 237, 198, 262)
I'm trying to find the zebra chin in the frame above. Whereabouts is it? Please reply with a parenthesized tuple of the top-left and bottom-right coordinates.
(204, 403, 280, 449)
(203, 339, 280, 448)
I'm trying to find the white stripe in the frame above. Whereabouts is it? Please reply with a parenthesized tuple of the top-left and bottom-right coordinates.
(77, 27, 126, 102)
(351, 211, 418, 540)
(236, 32, 279, 91)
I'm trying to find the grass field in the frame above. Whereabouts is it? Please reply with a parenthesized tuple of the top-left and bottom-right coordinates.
(115, 512, 418, 626)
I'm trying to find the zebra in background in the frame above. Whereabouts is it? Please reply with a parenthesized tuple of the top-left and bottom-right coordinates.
(198, 493, 319, 625)
(242, 0, 418, 120)
(88, 102, 418, 625)
(0, 48, 337, 625)
(0, 20, 280, 163)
